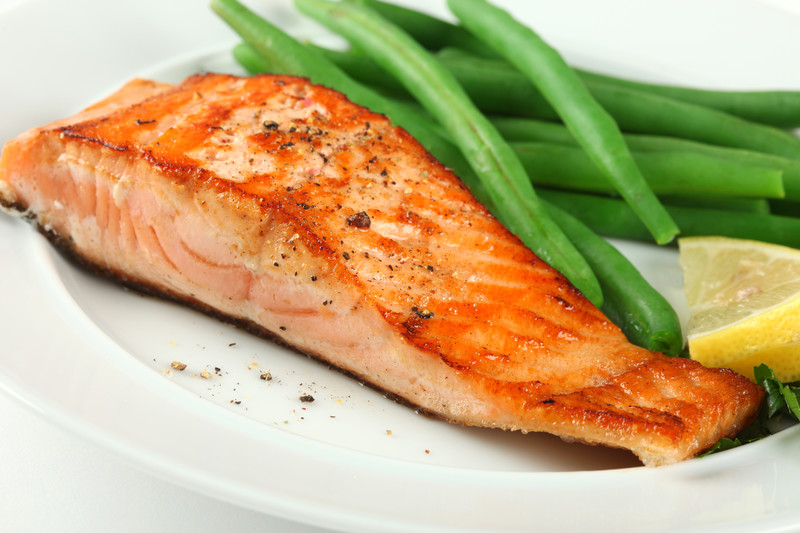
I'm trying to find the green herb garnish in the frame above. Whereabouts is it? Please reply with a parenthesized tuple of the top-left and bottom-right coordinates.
(703, 364, 800, 456)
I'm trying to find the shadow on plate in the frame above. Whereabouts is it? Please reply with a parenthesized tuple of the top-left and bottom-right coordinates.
(457, 424, 643, 472)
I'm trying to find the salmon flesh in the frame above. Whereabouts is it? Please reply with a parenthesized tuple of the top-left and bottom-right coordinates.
(0, 73, 763, 466)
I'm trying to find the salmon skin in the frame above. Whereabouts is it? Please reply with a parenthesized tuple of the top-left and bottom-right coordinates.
(0, 73, 763, 466)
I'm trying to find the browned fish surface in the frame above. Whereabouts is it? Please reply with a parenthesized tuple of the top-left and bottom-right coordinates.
(0, 73, 763, 466)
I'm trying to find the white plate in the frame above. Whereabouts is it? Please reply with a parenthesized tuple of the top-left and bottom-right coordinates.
(1, 0, 799, 531)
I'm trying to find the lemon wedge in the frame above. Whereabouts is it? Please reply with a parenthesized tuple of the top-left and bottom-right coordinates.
(678, 236, 800, 382)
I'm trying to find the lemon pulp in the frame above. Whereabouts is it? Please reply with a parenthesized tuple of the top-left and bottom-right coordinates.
(678, 236, 800, 381)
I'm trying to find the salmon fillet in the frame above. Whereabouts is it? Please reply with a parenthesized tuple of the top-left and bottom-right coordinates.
(0, 73, 763, 466)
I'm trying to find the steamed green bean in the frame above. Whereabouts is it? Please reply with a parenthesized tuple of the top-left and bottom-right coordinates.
(544, 202, 683, 356)
(513, 142, 785, 199)
(354, 0, 800, 128)
(448, 0, 677, 244)
(541, 190, 800, 248)
(492, 116, 800, 201)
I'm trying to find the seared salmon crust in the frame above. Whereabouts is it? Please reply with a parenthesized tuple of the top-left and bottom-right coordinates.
(0, 73, 763, 466)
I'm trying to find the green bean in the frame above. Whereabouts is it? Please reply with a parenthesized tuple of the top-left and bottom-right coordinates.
(213, 0, 349, 88)
(431, 52, 800, 162)
(543, 202, 683, 356)
(351, 1, 800, 129)
(576, 69, 800, 129)
(613, 135, 800, 203)
(232, 41, 271, 74)
(312, 47, 791, 201)
(317, 44, 800, 194)
(306, 45, 395, 88)
(540, 190, 800, 249)
(317, 45, 800, 165)
(317, 44, 559, 119)
(492, 116, 800, 201)
(447, 0, 678, 245)
(658, 196, 771, 215)
(236, 41, 412, 105)
(316, 45, 800, 175)
(769, 199, 800, 217)
(347, 0, 494, 57)
(322, 45, 794, 204)
(435, 50, 559, 119)
(211, 1, 475, 187)
(513, 142, 785, 199)
(583, 78, 800, 162)
(293, 0, 603, 305)
(490, 117, 576, 146)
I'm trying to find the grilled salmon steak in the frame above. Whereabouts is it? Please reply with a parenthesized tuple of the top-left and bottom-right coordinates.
(0, 73, 763, 466)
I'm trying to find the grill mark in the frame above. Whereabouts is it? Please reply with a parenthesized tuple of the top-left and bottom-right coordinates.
(349, 261, 600, 334)
(59, 129, 128, 152)
(365, 225, 535, 271)
(365, 211, 539, 263)
(397, 200, 497, 231)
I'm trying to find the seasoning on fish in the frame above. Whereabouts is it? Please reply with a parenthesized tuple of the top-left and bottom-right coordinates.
(0, 73, 763, 466)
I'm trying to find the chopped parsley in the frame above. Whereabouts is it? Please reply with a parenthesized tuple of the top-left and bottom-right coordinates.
(703, 364, 800, 456)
